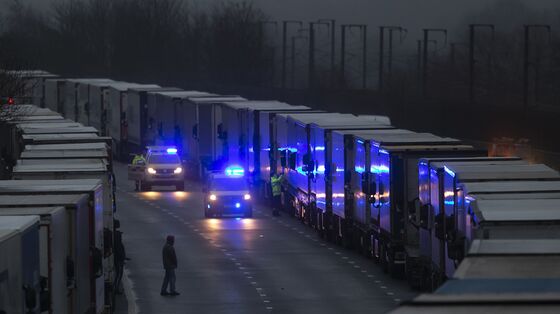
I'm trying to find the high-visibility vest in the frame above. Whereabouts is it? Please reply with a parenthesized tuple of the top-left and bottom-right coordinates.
(132, 155, 146, 165)
(271, 175, 283, 196)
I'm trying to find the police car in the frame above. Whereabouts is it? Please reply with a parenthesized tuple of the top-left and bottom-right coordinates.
(128, 146, 184, 191)
(204, 166, 252, 218)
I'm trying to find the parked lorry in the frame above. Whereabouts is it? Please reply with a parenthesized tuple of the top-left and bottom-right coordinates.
(394, 239, 560, 313)
(107, 82, 159, 159)
(25, 142, 108, 152)
(454, 238, 560, 280)
(0, 194, 103, 314)
(5, 70, 58, 107)
(76, 79, 115, 127)
(0, 207, 68, 314)
(273, 113, 392, 227)
(252, 106, 323, 197)
(64, 79, 113, 122)
(173, 96, 250, 177)
(0, 215, 41, 314)
(332, 132, 482, 280)
(419, 161, 560, 289)
(218, 100, 316, 190)
(6, 125, 98, 163)
(87, 80, 124, 135)
(44, 78, 67, 113)
(125, 87, 182, 155)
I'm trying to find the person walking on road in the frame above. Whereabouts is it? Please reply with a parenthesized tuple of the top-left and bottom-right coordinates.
(271, 172, 284, 216)
(161, 235, 180, 296)
(114, 220, 128, 294)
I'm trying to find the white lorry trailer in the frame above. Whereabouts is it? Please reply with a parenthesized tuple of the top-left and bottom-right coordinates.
(0, 207, 68, 314)
(0, 215, 41, 314)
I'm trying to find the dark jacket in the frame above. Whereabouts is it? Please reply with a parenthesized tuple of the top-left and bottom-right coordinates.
(114, 230, 126, 265)
(162, 243, 177, 270)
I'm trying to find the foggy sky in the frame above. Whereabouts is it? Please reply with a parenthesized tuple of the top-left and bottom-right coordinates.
(4, 0, 560, 32)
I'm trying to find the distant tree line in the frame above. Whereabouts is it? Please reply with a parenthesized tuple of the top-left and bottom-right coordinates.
(0, 0, 272, 88)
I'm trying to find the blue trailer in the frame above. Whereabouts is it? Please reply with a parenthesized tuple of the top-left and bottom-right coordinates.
(335, 133, 480, 279)
(220, 100, 318, 194)
(274, 113, 392, 229)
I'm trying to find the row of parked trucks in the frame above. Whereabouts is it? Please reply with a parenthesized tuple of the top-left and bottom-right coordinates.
(4, 70, 560, 312)
(0, 72, 116, 314)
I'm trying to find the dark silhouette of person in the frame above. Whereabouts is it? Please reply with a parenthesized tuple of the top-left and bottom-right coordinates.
(114, 220, 127, 294)
(161, 235, 179, 296)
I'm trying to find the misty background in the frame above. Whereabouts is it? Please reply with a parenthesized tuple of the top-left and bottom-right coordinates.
(2, 0, 560, 166)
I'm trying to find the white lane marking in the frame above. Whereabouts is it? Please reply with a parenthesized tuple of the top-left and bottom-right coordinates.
(122, 267, 138, 314)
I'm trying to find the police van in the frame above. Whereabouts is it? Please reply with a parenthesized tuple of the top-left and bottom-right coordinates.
(203, 166, 252, 218)
(128, 146, 184, 191)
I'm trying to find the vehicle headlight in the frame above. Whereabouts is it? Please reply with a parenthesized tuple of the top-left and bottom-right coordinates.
(147, 167, 156, 174)
(209, 194, 217, 201)
(244, 194, 251, 200)
(174, 167, 183, 174)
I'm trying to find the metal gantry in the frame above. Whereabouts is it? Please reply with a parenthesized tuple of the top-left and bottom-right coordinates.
(282, 20, 303, 89)
(523, 24, 551, 109)
(422, 28, 447, 97)
(340, 24, 368, 89)
(308, 21, 330, 89)
(468, 24, 495, 105)
(378, 26, 406, 91)
(318, 19, 337, 88)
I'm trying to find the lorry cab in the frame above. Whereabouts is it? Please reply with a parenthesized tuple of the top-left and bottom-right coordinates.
(128, 146, 184, 191)
(204, 166, 252, 218)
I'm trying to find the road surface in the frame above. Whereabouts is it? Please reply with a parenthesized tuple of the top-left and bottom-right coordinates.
(114, 163, 416, 314)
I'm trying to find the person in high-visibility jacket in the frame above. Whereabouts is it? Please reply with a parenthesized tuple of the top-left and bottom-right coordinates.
(132, 154, 147, 191)
(270, 173, 285, 216)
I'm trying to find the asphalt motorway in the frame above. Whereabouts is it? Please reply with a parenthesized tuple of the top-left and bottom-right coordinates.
(114, 162, 417, 314)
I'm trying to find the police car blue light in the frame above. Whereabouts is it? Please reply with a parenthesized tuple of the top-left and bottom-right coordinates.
(167, 148, 178, 154)
(225, 166, 244, 176)
(235, 203, 241, 208)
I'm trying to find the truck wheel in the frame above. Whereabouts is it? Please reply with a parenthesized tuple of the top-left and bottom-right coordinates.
(176, 182, 185, 191)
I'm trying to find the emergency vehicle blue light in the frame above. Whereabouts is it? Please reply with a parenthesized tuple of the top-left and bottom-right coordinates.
(207, 204, 211, 209)
(315, 146, 325, 151)
(167, 148, 178, 154)
(357, 139, 364, 144)
(225, 166, 244, 176)
(379, 149, 389, 155)
(317, 165, 326, 173)
(235, 203, 241, 208)
(355, 166, 366, 174)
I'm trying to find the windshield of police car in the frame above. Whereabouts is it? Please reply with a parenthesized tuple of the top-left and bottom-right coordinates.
(148, 154, 181, 164)
(210, 178, 248, 191)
